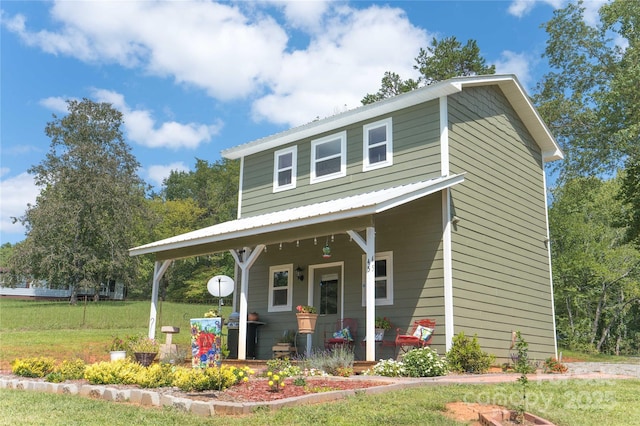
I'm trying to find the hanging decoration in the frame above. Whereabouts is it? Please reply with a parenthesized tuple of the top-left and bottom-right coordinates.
(322, 238, 332, 258)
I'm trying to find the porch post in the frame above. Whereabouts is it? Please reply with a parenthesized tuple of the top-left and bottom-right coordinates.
(231, 245, 264, 360)
(348, 227, 376, 361)
(149, 260, 172, 339)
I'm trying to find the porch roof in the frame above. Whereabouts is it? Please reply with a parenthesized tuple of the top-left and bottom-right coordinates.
(129, 173, 464, 260)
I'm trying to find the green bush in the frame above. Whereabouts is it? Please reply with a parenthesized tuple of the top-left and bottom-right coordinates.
(54, 359, 86, 381)
(402, 347, 448, 377)
(135, 363, 175, 388)
(511, 331, 536, 374)
(84, 360, 144, 385)
(446, 332, 495, 374)
(172, 366, 237, 392)
(11, 357, 56, 378)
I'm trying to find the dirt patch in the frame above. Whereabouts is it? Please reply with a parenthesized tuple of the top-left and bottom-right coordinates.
(444, 401, 507, 425)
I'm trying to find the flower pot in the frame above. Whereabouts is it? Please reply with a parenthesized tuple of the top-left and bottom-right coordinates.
(296, 313, 318, 334)
(134, 352, 157, 367)
(248, 312, 259, 321)
(109, 350, 126, 361)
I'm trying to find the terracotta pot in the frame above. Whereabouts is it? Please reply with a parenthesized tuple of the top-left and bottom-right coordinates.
(296, 313, 318, 334)
(248, 312, 259, 321)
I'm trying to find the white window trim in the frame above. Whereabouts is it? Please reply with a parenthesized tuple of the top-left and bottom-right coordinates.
(268, 264, 293, 312)
(273, 146, 297, 192)
(363, 118, 393, 171)
(310, 131, 347, 184)
(361, 251, 394, 306)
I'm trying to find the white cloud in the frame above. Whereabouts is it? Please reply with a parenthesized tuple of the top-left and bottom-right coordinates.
(5, 2, 428, 129)
(39, 96, 71, 113)
(146, 162, 190, 188)
(508, 0, 565, 18)
(253, 5, 429, 126)
(494, 50, 535, 89)
(0, 172, 39, 240)
(90, 89, 222, 150)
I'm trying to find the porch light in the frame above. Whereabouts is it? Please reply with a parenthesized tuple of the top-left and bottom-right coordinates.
(295, 266, 305, 282)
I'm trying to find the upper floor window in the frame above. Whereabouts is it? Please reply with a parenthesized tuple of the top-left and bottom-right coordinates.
(361, 251, 393, 306)
(363, 118, 393, 171)
(310, 131, 346, 184)
(273, 147, 297, 192)
(268, 264, 293, 312)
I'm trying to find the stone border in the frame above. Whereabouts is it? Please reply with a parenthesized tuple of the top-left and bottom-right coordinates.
(0, 376, 420, 417)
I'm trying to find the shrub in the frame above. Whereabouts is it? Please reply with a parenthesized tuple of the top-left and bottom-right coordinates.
(135, 363, 175, 388)
(11, 357, 56, 378)
(172, 366, 237, 392)
(230, 366, 254, 384)
(301, 346, 354, 376)
(511, 331, 537, 374)
(84, 360, 143, 385)
(55, 359, 86, 381)
(446, 332, 495, 374)
(364, 359, 406, 377)
(543, 357, 568, 374)
(267, 370, 285, 392)
(402, 347, 448, 377)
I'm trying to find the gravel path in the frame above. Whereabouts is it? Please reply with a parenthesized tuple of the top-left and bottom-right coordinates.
(565, 362, 640, 377)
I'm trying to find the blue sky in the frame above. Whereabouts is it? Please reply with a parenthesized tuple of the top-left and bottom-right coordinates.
(0, 0, 605, 245)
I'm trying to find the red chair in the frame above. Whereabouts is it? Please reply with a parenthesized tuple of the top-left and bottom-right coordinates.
(324, 318, 358, 350)
(394, 319, 435, 356)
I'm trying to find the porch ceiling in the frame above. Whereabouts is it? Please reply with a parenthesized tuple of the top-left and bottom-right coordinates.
(129, 173, 464, 261)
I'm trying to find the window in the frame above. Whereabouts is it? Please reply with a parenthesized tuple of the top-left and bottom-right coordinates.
(363, 118, 393, 171)
(310, 131, 346, 184)
(268, 264, 293, 312)
(361, 251, 393, 306)
(273, 147, 297, 192)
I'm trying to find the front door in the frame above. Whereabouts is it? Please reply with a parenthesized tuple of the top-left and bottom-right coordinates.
(311, 264, 342, 349)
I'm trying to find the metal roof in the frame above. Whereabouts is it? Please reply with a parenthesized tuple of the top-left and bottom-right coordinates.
(129, 173, 464, 260)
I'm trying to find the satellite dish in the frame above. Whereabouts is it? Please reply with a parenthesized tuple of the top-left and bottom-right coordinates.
(207, 275, 234, 297)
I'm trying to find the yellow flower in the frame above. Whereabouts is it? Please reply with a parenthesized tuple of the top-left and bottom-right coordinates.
(273, 374, 280, 381)
(243, 377, 248, 382)
(268, 380, 274, 387)
(267, 371, 272, 376)
(280, 382, 285, 387)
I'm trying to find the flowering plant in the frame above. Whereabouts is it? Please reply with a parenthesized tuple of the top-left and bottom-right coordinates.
(108, 336, 127, 352)
(296, 305, 317, 314)
(130, 336, 159, 354)
(375, 316, 392, 330)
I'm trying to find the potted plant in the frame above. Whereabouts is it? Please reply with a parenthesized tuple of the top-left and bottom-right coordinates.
(108, 336, 127, 361)
(296, 305, 318, 334)
(130, 336, 159, 366)
(272, 330, 297, 357)
(374, 317, 392, 340)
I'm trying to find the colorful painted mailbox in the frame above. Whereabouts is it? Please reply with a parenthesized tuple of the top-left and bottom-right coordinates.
(190, 317, 222, 368)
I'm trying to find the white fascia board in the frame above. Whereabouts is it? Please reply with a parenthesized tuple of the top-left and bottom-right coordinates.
(222, 81, 462, 160)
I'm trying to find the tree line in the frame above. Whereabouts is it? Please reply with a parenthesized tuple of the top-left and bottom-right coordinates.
(3, 0, 638, 355)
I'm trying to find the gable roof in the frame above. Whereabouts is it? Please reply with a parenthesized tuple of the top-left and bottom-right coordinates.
(222, 74, 563, 162)
(130, 173, 464, 260)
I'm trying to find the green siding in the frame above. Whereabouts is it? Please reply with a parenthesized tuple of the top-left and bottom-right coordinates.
(246, 194, 447, 359)
(240, 100, 441, 217)
(448, 85, 555, 361)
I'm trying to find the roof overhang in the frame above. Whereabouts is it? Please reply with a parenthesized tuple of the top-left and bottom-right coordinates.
(222, 74, 563, 163)
(129, 173, 464, 261)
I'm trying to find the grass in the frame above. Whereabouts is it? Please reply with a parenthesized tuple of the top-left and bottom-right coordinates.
(558, 348, 640, 364)
(2, 299, 640, 424)
(1, 379, 639, 425)
(0, 299, 231, 368)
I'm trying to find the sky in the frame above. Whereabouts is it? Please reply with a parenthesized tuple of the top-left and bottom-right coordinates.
(1, 0, 606, 245)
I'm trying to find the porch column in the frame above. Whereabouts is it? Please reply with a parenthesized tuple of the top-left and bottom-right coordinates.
(348, 227, 376, 361)
(231, 245, 264, 360)
(149, 260, 172, 339)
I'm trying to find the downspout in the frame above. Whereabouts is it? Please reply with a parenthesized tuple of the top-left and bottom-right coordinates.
(149, 260, 173, 339)
(440, 95, 455, 351)
(347, 227, 376, 361)
(542, 172, 559, 358)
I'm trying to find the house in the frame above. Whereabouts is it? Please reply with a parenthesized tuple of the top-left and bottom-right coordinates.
(0, 269, 125, 301)
(130, 74, 563, 362)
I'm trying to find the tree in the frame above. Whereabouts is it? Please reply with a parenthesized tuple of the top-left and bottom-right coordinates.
(549, 176, 640, 354)
(362, 36, 495, 104)
(10, 99, 147, 303)
(534, 0, 640, 180)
